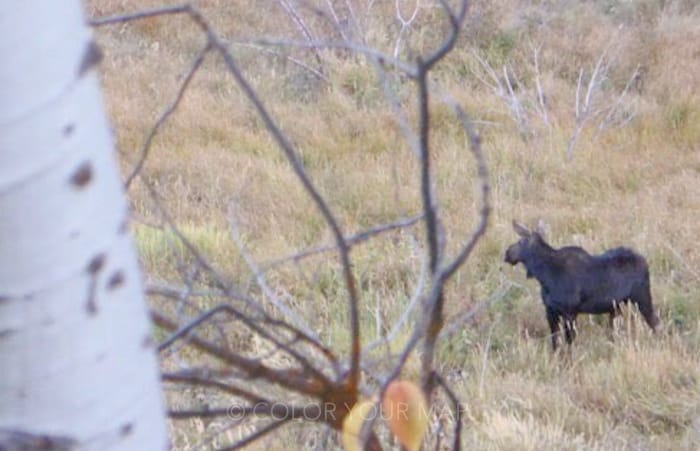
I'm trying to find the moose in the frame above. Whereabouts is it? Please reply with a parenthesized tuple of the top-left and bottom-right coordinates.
(504, 221, 660, 349)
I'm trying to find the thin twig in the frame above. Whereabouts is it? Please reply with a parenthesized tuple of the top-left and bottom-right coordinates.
(228, 203, 315, 337)
(228, 41, 329, 82)
(277, 0, 325, 71)
(364, 248, 428, 352)
(438, 99, 491, 280)
(247, 36, 417, 77)
(152, 310, 328, 397)
(158, 304, 234, 352)
(163, 370, 268, 404)
(323, 0, 350, 41)
(423, 0, 468, 69)
(145, 281, 223, 299)
(260, 214, 423, 272)
(89, 4, 190, 26)
(393, 0, 420, 59)
(155, 303, 333, 389)
(531, 42, 549, 127)
(574, 68, 583, 119)
(567, 27, 621, 160)
(596, 64, 640, 135)
(125, 44, 210, 188)
(433, 372, 462, 451)
(439, 282, 512, 340)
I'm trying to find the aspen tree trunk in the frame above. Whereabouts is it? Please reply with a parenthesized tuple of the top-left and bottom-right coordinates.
(0, 1, 167, 450)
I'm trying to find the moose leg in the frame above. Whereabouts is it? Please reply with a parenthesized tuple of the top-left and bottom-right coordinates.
(632, 283, 660, 331)
(546, 307, 561, 350)
(563, 315, 577, 345)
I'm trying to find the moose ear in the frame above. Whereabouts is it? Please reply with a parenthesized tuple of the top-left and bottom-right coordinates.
(535, 219, 549, 237)
(512, 220, 530, 237)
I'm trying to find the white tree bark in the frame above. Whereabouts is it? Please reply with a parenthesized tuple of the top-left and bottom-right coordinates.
(0, 1, 167, 450)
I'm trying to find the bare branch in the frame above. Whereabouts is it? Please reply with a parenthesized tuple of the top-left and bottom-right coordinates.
(566, 27, 622, 159)
(365, 245, 428, 352)
(423, 0, 469, 69)
(432, 372, 463, 451)
(260, 214, 423, 272)
(145, 281, 223, 299)
(157, 304, 235, 352)
(154, 304, 333, 390)
(531, 43, 549, 127)
(248, 36, 417, 76)
(276, 0, 325, 71)
(438, 99, 490, 280)
(596, 64, 641, 135)
(163, 370, 268, 404)
(150, 282, 342, 380)
(89, 4, 190, 26)
(574, 68, 583, 119)
(228, 203, 315, 337)
(438, 282, 513, 340)
(229, 41, 329, 83)
(125, 44, 210, 188)
(470, 51, 531, 137)
(393, 0, 421, 59)
(416, 61, 441, 274)
(277, 0, 317, 48)
(152, 310, 328, 397)
(342, 0, 363, 43)
(323, 0, 351, 42)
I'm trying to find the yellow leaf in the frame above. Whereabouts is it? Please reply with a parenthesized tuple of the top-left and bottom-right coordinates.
(341, 398, 378, 451)
(382, 380, 429, 451)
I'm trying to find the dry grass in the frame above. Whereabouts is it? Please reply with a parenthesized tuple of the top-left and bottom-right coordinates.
(87, 0, 700, 449)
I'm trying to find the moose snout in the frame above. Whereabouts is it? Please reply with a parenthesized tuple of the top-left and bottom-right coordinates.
(504, 248, 517, 265)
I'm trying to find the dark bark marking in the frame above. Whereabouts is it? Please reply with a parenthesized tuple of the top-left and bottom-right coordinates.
(107, 270, 125, 291)
(70, 161, 93, 188)
(63, 123, 75, 137)
(78, 40, 103, 77)
(86, 253, 106, 275)
(118, 219, 129, 235)
(0, 329, 17, 339)
(0, 428, 77, 450)
(86, 294, 98, 316)
(85, 254, 105, 316)
(142, 334, 154, 349)
(119, 423, 133, 437)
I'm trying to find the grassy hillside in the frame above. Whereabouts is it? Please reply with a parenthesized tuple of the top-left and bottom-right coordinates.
(88, 0, 700, 449)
